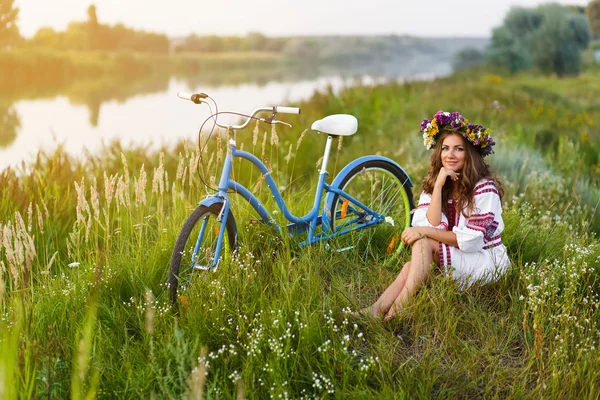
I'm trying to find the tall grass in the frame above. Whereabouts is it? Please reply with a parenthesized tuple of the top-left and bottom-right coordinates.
(0, 69, 599, 398)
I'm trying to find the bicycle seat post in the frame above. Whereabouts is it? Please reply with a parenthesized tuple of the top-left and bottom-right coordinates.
(217, 129, 236, 193)
(319, 135, 334, 176)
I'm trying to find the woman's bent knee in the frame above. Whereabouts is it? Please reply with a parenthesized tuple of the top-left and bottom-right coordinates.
(411, 237, 433, 250)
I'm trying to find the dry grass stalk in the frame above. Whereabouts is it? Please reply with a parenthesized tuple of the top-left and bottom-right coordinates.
(205, 153, 214, 178)
(176, 155, 184, 182)
(85, 213, 92, 244)
(164, 171, 169, 194)
(74, 178, 90, 228)
(216, 130, 223, 166)
(189, 156, 196, 190)
(315, 156, 324, 169)
(27, 202, 33, 233)
(42, 251, 58, 275)
(1, 225, 18, 288)
(115, 177, 126, 212)
(0, 262, 5, 307)
(187, 347, 208, 400)
(171, 182, 177, 206)
(296, 129, 307, 151)
(285, 144, 293, 164)
(253, 119, 259, 146)
(91, 178, 101, 223)
(35, 204, 44, 234)
(261, 131, 267, 158)
(120, 153, 131, 207)
(152, 153, 165, 195)
(181, 166, 188, 190)
(270, 124, 279, 147)
(1, 217, 36, 290)
(135, 165, 147, 207)
(103, 172, 117, 209)
(236, 379, 245, 400)
(145, 290, 154, 335)
(40, 198, 49, 220)
(160, 153, 166, 194)
(183, 138, 190, 159)
(252, 173, 268, 194)
(195, 135, 202, 155)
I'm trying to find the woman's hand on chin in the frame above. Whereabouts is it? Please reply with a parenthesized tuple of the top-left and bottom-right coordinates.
(435, 167, 460, 188)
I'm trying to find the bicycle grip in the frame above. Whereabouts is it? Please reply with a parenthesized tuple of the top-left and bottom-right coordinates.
(177, 92, 194, 101)
(275, 106, 301, 115)
(178, 92, 209, 104)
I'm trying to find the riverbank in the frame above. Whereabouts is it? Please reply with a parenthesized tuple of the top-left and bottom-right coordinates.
(1, 67, 599, 398)
(0, 48, 286, 94)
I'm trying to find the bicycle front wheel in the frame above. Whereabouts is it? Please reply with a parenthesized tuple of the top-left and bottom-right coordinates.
(168, 203, 237, 304)
(328, 160, 414, 265)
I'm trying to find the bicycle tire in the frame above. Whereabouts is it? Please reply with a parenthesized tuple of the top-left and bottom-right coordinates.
(168, 203, 237, 304)
(327, 159, 414, 265)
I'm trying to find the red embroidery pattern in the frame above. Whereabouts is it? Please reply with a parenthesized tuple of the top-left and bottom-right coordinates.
(475, 188, 500, 196)
(466, 212, 498, 240)
(474, 181, 499, 197)
(447, 200, 459, 230)
(439, 242, 452, 274)
(418, 202, 430, 209)
(474, 181, 496, 191)
(454, 201, 459, 228)
(484, 234, 501, 243)
(483, 241, 503, 250)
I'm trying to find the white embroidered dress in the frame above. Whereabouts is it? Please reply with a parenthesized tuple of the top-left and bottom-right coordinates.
(411, 179, 511, 287)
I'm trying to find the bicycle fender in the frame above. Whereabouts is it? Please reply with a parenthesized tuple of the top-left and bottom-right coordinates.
(198, 196, 226, 209)
(321, 156, 413, 232)
(329, 156, 413, 190)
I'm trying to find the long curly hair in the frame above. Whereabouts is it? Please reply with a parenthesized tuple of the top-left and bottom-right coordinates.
(421, 131, 505, 216)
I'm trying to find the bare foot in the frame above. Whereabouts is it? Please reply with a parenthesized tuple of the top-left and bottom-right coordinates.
(384, 304, 403, 321)
(350, 305, 385, 318)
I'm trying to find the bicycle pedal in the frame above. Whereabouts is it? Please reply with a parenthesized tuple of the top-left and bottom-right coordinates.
(193, 264, 211, 271)
(336, 245, 356, 253)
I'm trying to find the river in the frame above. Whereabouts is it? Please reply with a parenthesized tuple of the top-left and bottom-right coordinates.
(0, 64, 449, 170)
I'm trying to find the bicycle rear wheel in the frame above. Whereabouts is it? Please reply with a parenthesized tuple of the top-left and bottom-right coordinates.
(328, 160, 414, 265)
(168, 203, 237, 304)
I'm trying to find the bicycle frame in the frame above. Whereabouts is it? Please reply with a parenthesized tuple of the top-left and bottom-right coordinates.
(197, 134, 392, 268)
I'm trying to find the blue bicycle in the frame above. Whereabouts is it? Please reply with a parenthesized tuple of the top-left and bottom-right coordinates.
(168, 92, 415, 304)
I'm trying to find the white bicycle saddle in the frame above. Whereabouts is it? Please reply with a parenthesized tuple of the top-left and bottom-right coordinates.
(311, 114, 358, 136)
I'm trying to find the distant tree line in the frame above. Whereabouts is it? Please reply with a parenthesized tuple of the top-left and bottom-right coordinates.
(173, 32, 286, 53)
(454, 3, 599, 77)
(26, 5, 169, 53)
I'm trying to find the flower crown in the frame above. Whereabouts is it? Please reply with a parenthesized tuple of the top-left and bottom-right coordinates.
(419, 111, 496, 157)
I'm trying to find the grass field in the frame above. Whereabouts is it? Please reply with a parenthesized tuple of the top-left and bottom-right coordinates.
(1, 67, 599, 398)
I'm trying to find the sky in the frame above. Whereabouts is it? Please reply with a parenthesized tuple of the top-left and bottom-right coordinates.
(16, 0, 583, 38)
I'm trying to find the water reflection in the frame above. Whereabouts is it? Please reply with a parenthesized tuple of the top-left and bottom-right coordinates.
(0, 103, 20, 148)
(0, 60, 450, 169)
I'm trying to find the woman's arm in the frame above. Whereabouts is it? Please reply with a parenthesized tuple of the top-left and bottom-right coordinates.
(426, 184, 443, 226)
(426, 167, 459, 226)
(401, 226, 458, 248)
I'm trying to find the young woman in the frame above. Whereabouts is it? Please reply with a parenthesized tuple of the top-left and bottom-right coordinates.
(361, 111, 510, 320)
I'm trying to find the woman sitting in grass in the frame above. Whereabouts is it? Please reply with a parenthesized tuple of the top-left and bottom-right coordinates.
(360, 111, 510, 320)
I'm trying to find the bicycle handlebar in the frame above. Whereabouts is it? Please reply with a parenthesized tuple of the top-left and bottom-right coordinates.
(177, 91, 300, 130)
(275, 106, 300, 115)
